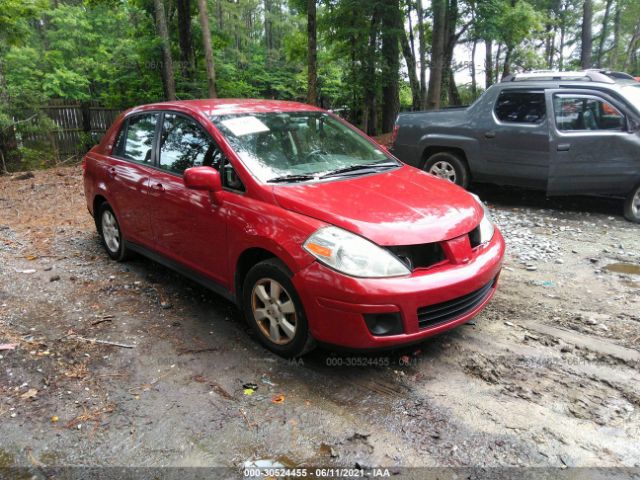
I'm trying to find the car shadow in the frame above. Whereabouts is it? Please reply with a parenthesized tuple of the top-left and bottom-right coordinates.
(469, 183, 624, 218)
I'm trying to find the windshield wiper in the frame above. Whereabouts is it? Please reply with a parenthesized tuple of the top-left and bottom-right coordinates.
(319, 161, 399, 179)
(267, 161, 399, 184)
(267, 173, 318, 183)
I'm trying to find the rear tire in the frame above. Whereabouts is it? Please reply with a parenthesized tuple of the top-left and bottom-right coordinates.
(423, 151, 469, 188)
(242, 258, 316, 357)
(97, 203, 130, 261)
(624, 184, 640, 223)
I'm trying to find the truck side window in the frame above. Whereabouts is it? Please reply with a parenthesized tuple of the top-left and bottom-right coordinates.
(553, 95, 624, 132)
(494, 91, 546, 124)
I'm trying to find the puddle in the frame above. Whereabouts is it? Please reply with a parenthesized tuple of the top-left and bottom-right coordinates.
(602, 263, 640, 275)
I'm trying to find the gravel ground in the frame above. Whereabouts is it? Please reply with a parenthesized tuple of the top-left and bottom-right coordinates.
(0, 167, 639, 475)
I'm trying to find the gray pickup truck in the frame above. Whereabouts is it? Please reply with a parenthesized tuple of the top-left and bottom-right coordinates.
(390, 71, 640, 223)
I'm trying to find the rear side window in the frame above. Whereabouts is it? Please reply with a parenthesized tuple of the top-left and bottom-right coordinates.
(553, 95, 625, 131)
(122, 114, 159, 163)
(159, 114, 217, 175)
(494, 91, 546, 124)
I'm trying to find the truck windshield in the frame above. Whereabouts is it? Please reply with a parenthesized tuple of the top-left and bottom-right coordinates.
(211, 111, 398, 183)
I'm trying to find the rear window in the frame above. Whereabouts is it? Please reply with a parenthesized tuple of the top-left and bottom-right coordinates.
(494, 91, 546, 124)
(121, 114, 159, 164)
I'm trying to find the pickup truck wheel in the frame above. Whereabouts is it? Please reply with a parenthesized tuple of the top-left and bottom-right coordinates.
(243, 259, 316, 357)
(624, 184, 640, 223)
(424, 152, 469, 188)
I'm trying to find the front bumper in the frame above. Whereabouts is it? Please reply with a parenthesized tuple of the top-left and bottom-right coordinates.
(292, 229, 505, 349)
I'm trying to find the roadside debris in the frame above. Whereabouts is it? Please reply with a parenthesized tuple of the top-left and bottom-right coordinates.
(0, 343, 17, 351)
(243, 383, 258, 396)
(271, 393, 285, 404)
(65, 336, 135, 349)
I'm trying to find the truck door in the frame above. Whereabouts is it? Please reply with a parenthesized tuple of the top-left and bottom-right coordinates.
(477, 89, 550, 189)
(546, 89, 640, 196)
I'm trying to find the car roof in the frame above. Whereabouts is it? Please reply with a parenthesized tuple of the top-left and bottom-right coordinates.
(129, 98, 323, 117)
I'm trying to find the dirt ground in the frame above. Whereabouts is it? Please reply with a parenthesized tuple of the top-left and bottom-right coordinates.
(1, 167, 639, 475)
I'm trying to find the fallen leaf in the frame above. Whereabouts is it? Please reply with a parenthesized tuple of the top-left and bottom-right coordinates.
(272, 393, 285, 404)
(51, 416, 59, 423)
(21, 388, 38, 399)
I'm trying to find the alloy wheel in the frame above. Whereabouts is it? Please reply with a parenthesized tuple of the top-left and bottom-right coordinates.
(101, 210, 120, 254)
(429, 161, 457, 183)
(251, 278, 297, 345)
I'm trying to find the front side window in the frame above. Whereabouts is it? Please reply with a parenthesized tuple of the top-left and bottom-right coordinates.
(159, 114, 217, 175)
(494, 90, 546, 124)
(211, 111, 397, 183)
(122, 114, 159, 163)
(553, 95, 625, 131)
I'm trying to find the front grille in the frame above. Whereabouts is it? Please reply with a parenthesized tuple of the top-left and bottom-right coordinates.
(386, 243, 446, 271)
(417, 279, 495, 329)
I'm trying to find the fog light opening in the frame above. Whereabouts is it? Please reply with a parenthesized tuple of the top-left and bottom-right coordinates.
(364, 312, 403, 336)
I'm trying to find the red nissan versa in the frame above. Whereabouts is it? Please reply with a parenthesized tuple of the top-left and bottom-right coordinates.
(83, 99, 505, 356)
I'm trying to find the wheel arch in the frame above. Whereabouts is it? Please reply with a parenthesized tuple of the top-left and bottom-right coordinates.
(421, 145, 470, 171)
(234, 247, 292, 302)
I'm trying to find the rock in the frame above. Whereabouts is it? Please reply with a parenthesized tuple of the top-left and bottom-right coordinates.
(49, 275, 61, 282)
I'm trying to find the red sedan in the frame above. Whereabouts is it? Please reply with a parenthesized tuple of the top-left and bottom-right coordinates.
(83, 99, 505, 356)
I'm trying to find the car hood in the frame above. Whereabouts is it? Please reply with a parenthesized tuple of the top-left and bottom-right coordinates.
(271, 165, 483, 246)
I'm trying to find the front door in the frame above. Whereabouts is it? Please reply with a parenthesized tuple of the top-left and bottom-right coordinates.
(148, 112, 230, 288)
(546, 89, 640, 196)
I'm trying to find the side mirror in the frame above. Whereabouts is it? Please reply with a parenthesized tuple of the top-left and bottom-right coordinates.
(184, 166, 222, 192)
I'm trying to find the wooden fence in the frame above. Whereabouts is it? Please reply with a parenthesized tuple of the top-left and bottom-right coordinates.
(19, 100, 120, 159)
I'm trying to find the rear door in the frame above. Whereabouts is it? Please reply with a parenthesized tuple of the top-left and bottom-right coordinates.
(107, 113, 158, 245)
(477, 88, 550, 188)
(147, 112, 231, 288)
(546, 89, 640, 196)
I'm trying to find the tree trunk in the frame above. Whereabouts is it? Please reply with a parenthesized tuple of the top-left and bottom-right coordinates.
(216, 0, 223, 30)
(416, 0, 427, 109)
(197, 0, 217, 98)
(153, 0, 176, 100)
(471, 37, 477, 98)
(381, 0, 401, 133)
(624, 22, 640, 70)
(264, 0, 273, 51)
(559, 10, 565, 70)
(502, 45, 513, 79)
(426, 0, 446, 110)
(177, 0, 195, 80)
(611, 0, 621, 68)
(307, 0, 317, 105)
(401, 29, 421, 110)
(596, 0, 612, 67)
(494, 42, 502, 83)
(363, 3, 381, 135)
(485, 39, 493, 88)
(580, 0, 593, 69)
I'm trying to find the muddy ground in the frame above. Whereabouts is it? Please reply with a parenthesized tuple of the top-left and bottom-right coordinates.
(0, 167, 639, 475)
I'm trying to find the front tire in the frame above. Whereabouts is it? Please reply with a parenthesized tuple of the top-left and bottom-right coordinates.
(242, 259, 315, 357)
(423, 151, 469, 188)
(97, 203, 130, 261)
(624, 184, 640, 223)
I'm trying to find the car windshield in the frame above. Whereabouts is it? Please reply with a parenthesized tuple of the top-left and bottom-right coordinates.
(620, 84, 640, 113)
(211, 111, 398, 183)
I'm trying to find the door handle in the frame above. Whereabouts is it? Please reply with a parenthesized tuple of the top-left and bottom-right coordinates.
(108, 167, 116, 178)
(484, 131, 496, 139)
(151, 183, 165, 193)
(557, 143, 571, 152)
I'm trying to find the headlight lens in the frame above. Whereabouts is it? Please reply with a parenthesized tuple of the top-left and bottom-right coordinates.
(303, 226, 410, 278)
(471, 194, 495, 244)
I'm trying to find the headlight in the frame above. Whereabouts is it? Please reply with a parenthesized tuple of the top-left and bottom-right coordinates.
(303, 226, 410, 278)
(471, 194, 495, 244)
